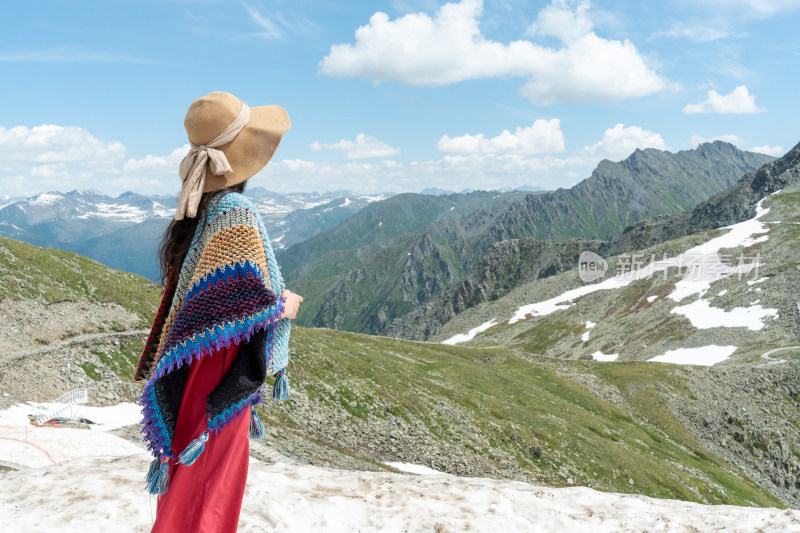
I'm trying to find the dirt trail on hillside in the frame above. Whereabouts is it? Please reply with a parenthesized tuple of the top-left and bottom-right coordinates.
(0, 329, 149, 368)
(0, 299, 141, 357)
(0, 299, 149, 410)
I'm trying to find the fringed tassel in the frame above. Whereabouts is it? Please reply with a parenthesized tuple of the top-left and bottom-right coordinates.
(249, 410, 265, 440)
(146, 461, 170, 495)
(272, 368, 289, 401)
(145, 457, 160, 483)
(178, 431, 209, 466)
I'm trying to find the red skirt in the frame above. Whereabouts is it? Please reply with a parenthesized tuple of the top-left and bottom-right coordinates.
(151, 341, 250, 533)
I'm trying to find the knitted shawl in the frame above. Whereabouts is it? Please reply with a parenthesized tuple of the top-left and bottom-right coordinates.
(134, 191, 291, 494)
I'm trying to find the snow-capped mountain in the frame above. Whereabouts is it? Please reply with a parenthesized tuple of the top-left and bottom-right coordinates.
(246, 187, 394, 251)
(0, 188, 394, 280)
(1, 190, 172, 228)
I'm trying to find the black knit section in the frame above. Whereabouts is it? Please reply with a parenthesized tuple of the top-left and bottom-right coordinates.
(153, 364, 188, 449)
(206, 328, 268, 420)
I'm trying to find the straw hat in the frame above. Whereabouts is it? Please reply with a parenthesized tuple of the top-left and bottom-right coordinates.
(184, 91, 290, 192)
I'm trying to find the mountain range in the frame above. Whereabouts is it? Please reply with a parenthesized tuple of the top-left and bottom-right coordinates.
(0, 185, 549, 282)
(391, 142, 799, 341)
(0, 187, 393, 280)
(282, 142, 775, 336)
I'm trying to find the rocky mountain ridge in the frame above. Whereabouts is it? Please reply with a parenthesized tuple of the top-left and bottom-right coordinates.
(390, 141, 800, 341)
(284, 142, 774, 337)
(416, 146, 800, 506)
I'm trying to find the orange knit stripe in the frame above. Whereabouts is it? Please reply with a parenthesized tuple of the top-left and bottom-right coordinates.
(189, 225, 268, 286)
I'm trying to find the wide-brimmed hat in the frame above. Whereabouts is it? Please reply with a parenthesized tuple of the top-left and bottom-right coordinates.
(175, 91, 290, 219)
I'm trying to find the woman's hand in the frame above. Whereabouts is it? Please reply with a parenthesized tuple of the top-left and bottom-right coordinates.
(280, 289, 303, 319)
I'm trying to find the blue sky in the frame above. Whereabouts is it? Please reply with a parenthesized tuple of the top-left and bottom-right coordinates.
(1, 0, 798, 197)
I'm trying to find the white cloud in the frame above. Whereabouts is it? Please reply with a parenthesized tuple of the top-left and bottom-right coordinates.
(578, 123, 667, 162)
(124, 145, 190, 174)
(0, 124, 188, 196)
(527, 0, 593, 42)
(319, 0, 667, 105)
(29, 163, 69, 179)
(256, 154, 569, 194)
(750, 144, 785, 156)
(241, 3, 323, 41)
(690, 133, 746, 147)
(254, 123, 671, 193)
(0, 125, 125, 169)
(103, 176, 177, 194)
(437, 119, 565, 155)
(655, 22, 731, 42)
(311, 134, 400, 159)
(682, 86, 764, 114)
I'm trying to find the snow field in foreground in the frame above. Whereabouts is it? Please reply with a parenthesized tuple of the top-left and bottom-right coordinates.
(2, 453, 800, 533)
(2, 404, 799, 532)
(0, 402, 142, 468)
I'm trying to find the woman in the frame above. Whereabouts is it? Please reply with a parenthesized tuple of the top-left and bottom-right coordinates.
(134, 91, 303, 532)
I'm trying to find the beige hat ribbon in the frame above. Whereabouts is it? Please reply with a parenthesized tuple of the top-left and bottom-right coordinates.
(175, 100, 251, 220)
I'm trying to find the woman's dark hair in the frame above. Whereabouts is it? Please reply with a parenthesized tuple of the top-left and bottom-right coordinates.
(158, 180, 247, 285)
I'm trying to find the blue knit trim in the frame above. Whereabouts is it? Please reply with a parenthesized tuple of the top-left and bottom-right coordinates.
(183, 260, 266, 304)
(140, 304, 283, 456)
(142, 382, 173, 456)
(208, 391, 264, 434)
(152, 302, 284, 380)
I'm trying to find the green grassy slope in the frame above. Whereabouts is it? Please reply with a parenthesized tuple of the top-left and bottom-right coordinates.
(256, 326, 782, 507)
(0, 236, 162, 327)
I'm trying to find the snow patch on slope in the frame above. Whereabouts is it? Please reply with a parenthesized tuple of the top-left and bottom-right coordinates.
(385, 461, 447, 475)
(592, 351, 619, 362)
(648, 345, 737, 366)
(670, 298, 778, 331)
(441, 319, 498, 345)
(581, 321, 595, 342)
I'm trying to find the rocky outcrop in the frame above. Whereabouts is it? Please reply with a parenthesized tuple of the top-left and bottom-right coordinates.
(387, 238, 604, 340)
(391, 141, 800, 340)
(668, 358, 800, 507)
(287, 143, 774, 337)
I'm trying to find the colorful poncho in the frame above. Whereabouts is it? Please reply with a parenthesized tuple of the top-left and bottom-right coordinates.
(134, 191, 291, 494)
